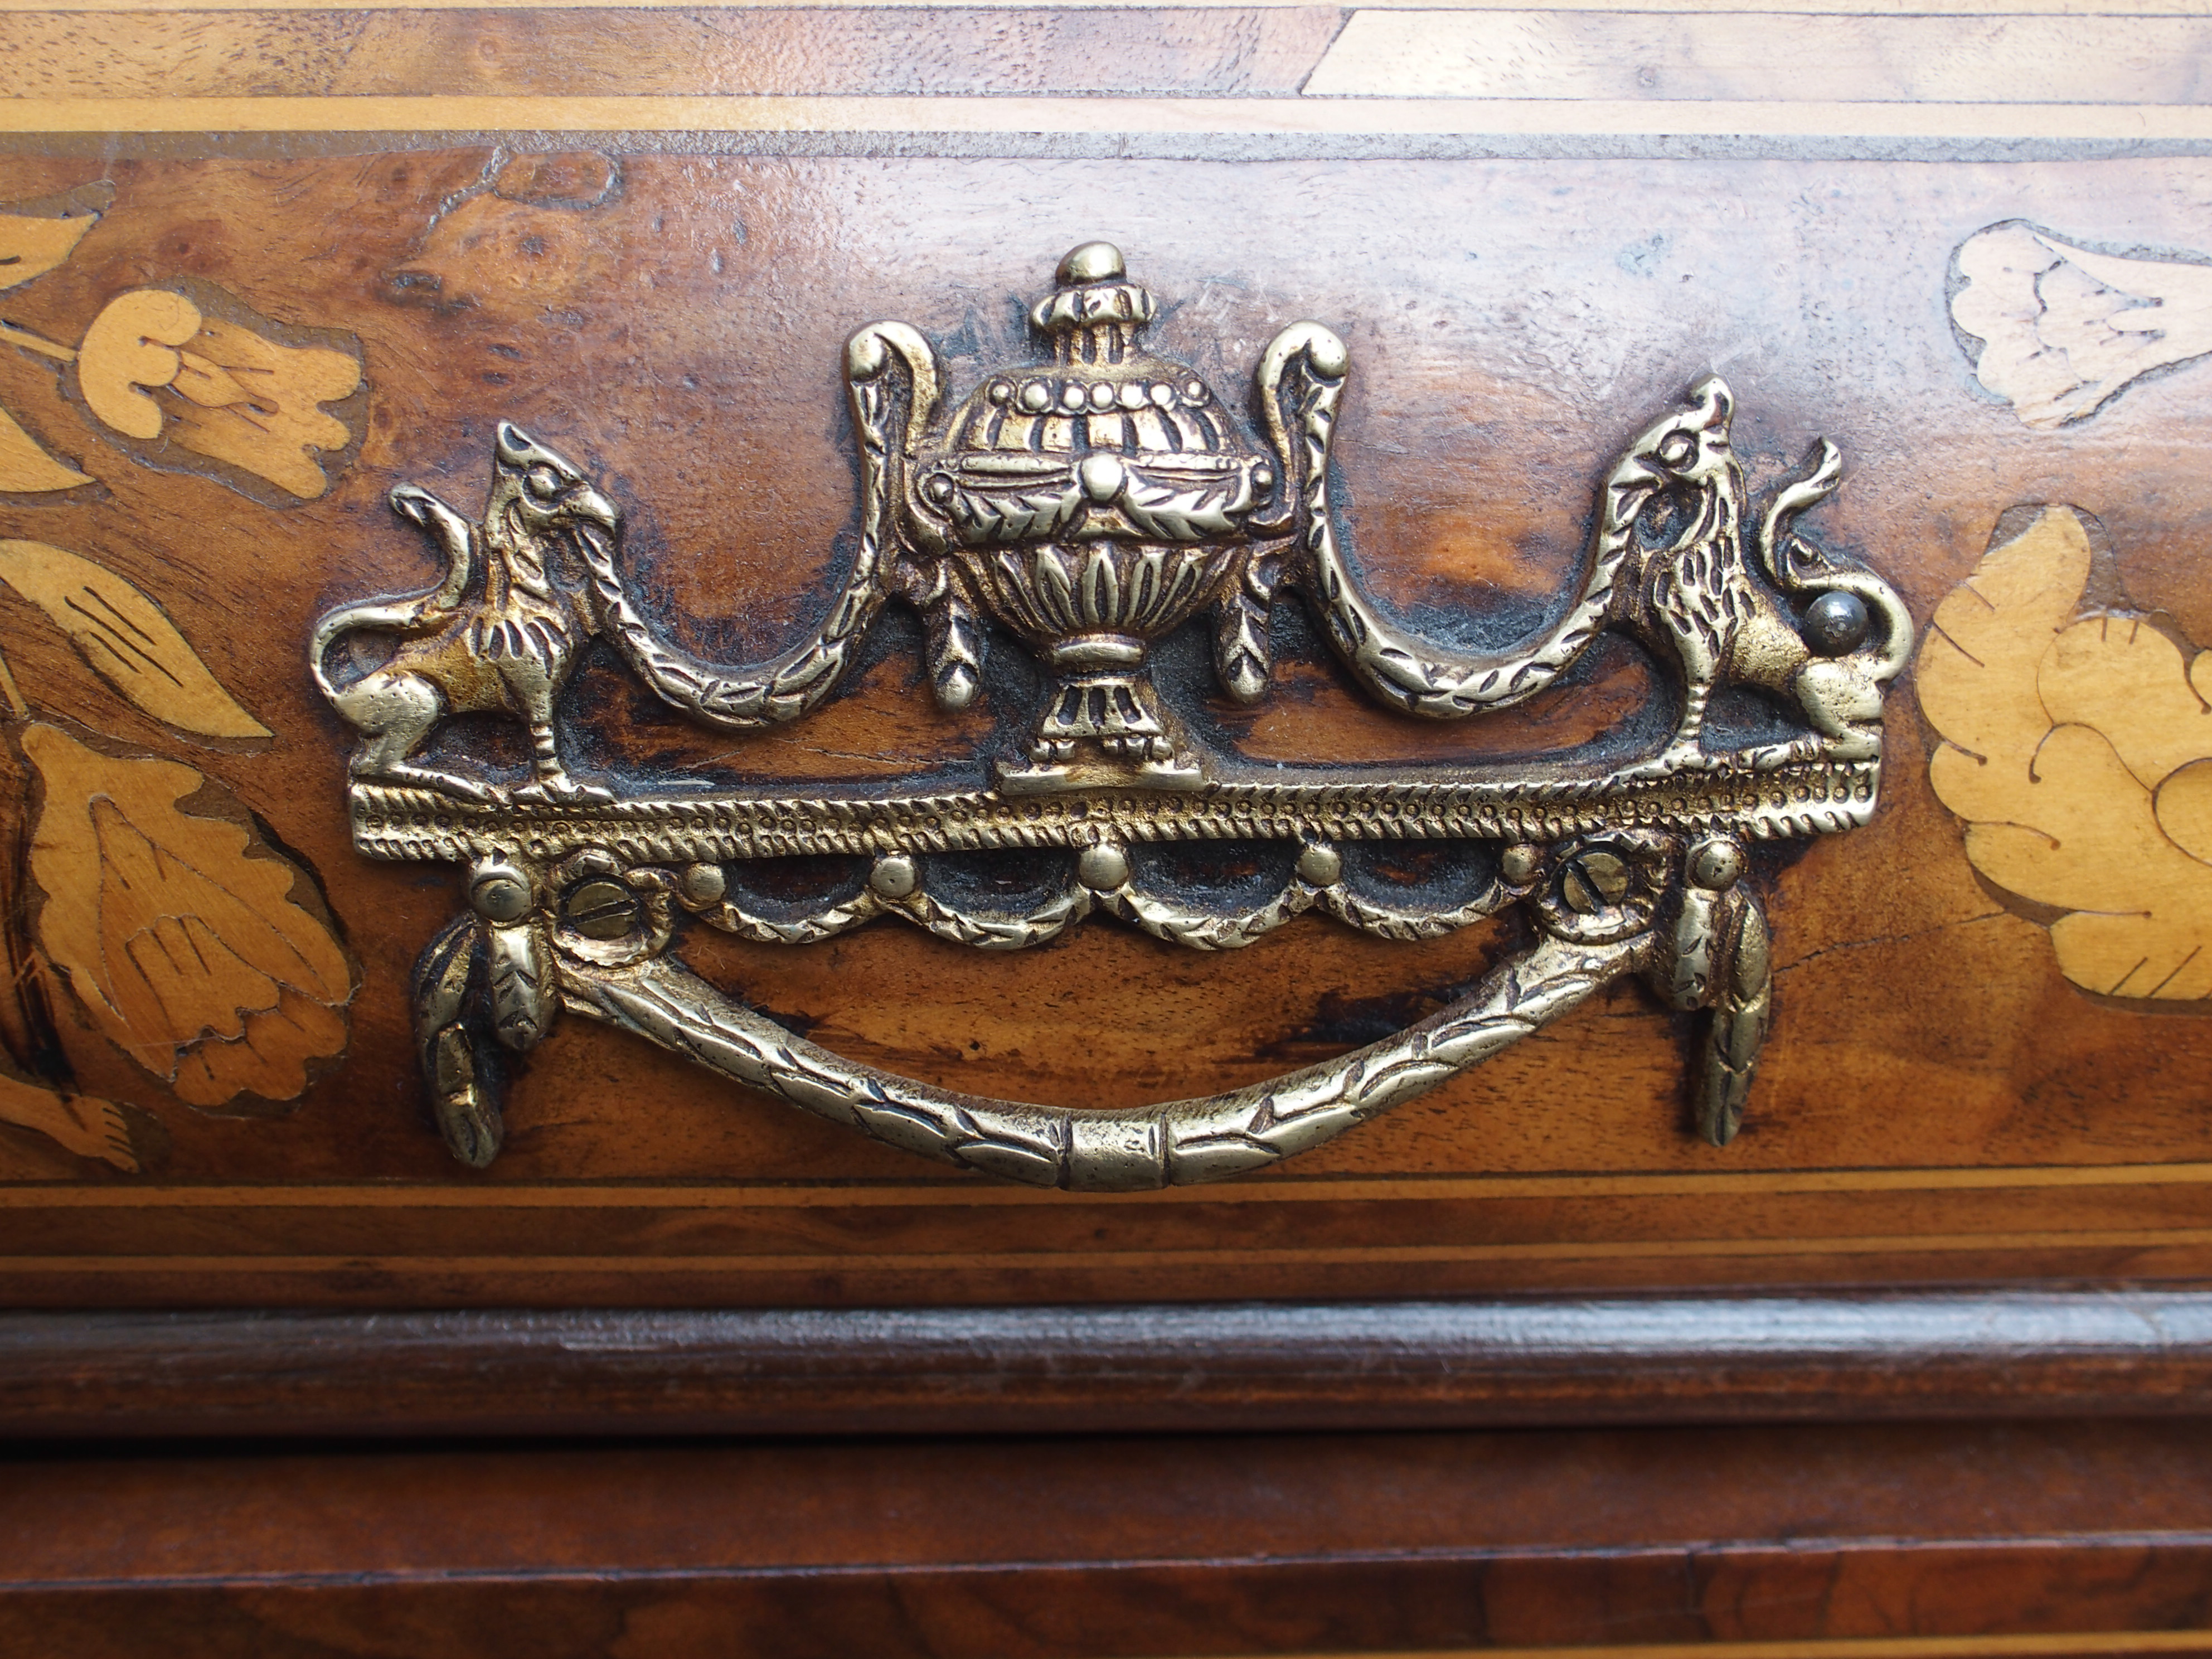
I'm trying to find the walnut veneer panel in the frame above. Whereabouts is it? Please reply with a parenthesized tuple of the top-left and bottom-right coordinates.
(4, 10, 2212, 1302)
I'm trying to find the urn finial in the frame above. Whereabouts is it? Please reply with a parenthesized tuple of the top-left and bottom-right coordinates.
(1032, 241, 1157, 364)
(1057, 240, 1124, 284)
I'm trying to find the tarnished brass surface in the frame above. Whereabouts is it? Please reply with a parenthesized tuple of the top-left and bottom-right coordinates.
(311, 244, 1908, 1184)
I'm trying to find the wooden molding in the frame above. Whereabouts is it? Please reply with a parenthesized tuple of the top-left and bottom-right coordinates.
(6, 1287, 2211, 1439)
(6, 1415, 2212, 1656)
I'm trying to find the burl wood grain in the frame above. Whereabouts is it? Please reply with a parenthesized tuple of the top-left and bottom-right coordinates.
(0, 7, 1348, 101)
(4, 143, 2212, 1303)
(6, 1419, 2212, 1657)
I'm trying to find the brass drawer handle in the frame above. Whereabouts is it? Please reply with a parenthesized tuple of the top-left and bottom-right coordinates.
(314, 244, 1908, 1182)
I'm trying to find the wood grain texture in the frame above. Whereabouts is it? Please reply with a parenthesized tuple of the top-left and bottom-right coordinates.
(4, 1419, 2212, 1656)
(27, 4, 2203, 109)
(0, 7, 1351, 100)
(1302, 11, 2212, 103)
(1, 116, 2211, 1304)
(5, 16, 2212, 1646)
(43, 0, 2212, 12)
(13, 94, 2212, 138)
(4, 1289, 2212, 1438)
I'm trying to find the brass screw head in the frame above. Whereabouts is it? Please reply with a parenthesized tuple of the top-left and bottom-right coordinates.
(564, 878, 636, 939)
(1559, 848, 1630, 914)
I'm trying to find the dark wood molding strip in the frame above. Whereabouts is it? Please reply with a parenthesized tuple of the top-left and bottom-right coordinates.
(6, 1288, 2210, 1439)
(9, 1420, 2212, 1654)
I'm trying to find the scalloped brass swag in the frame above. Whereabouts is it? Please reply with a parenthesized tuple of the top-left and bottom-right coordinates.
(311, 243, 1910, 1187)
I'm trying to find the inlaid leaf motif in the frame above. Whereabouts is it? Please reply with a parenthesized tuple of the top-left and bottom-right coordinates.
(77, 289, 361, 499)
(22, 723, 352, 1107)
(0, 406, 90, 494)
(0, 1071, 135, 1171)
(0, 540, 270, 739)
(1919, 506, 2212, 1000)
(0, 210, 95, 295)
(1952, 224, 2212, 429)
(0, 207, 99, 492)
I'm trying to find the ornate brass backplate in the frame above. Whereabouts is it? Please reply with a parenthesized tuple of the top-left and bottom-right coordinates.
(311, 242, 1910, 1190)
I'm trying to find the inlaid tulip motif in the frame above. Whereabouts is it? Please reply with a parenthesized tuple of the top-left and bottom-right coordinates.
(0, 196, 361, 501)
(0, 192, 358, 1170)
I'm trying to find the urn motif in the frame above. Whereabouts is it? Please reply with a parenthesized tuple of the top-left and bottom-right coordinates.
(905, 242, 1279, 791)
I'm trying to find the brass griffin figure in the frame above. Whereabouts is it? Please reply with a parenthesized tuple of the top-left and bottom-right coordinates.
(314, 243, 1911, 1183)
(309, 425, 620, 805)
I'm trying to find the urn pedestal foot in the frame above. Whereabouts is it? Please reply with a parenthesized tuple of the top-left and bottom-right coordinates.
(996, 667, 1207, 794)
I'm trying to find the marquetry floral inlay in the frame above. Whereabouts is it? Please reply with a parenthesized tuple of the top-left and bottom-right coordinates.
(1953, 222, 2212, 429)
(1919, 506, 2212, 1001)
(0, 539, 352, 1170)
(1, 194, 362, 501)
(24, 724, 353, 1109)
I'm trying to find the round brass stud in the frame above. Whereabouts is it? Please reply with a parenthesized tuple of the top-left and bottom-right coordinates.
(1057, 241, 1125, 285)
(1078, 842, 1131, 890)
(1803, 590, 1871, 656)
(1078, 453, 1127, 505)
(469, 863, 532, 924)
(679, 862, 727, 905)
(870, 853, 919, 899)
(1689, 838, 1746, 892)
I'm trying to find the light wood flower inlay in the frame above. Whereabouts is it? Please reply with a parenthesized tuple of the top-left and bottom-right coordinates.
(1920, 506, 2212, 1000)
(23, 724, 352, 1108)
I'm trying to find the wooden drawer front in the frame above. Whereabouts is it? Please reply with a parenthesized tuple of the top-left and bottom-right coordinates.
(2, 10, 2211, 1309)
